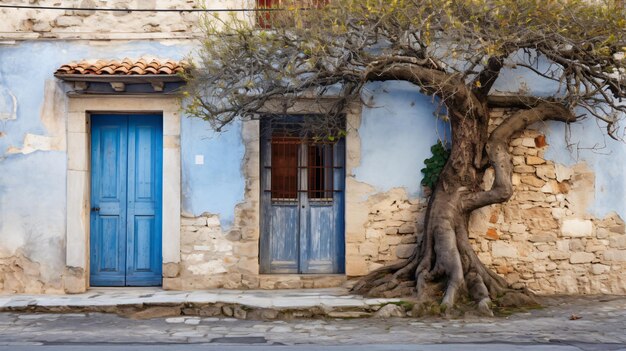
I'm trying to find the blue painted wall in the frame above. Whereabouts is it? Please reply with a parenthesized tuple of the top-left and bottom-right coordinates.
(181, 118, 245, 226)
(0, 41, 246, 282)
(354, 81, 450, 198)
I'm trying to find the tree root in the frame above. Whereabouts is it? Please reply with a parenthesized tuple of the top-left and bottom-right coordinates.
(351, 223, 537, 316)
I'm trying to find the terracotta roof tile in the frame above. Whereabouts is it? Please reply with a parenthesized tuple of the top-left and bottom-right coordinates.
(55, 58, 187, 76)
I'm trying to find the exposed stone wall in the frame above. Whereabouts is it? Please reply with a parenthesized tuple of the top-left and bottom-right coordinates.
(165, 120, 262, 290)
(467, 108, 626, 294)
(0, 251, 63, 294)
(346, 188, 426, 275)
(352, 107, 626, 295)
(0, 0, 253, 41)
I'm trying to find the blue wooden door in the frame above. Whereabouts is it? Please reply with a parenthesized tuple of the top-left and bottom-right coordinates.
(260, 118, 345, 274)
(90, 114, 163, 287)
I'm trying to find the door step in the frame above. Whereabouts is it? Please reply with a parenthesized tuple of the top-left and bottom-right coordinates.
(257, 274, 346, 289)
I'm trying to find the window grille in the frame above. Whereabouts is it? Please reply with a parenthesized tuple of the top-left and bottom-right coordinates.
(263, 119, 343, 203)
(255, 0, 329, 29)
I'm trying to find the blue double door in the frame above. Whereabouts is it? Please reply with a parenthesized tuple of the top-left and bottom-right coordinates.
(260, 118, 345, 274)
(90, 114, 163, 287)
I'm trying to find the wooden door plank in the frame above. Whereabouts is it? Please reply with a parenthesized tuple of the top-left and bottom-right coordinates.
(90, 114, 128, 286)
(125, 114, 163, 286)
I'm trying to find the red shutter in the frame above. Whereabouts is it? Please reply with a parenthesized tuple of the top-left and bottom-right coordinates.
(256, 0, 275, 29)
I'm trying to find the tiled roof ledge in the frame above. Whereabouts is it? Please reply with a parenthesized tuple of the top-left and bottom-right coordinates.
(54, 58, 187, 95)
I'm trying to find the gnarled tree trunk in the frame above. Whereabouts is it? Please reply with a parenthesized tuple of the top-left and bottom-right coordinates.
(352, 77, 576, 315)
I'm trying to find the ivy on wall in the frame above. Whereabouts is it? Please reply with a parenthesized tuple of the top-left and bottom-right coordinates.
(420, 141, 450, 189)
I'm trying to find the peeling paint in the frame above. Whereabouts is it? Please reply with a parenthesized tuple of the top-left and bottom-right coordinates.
(0, 250, 55, 294)
(0, 85, 17, 121)
(6, 133, 58, 154)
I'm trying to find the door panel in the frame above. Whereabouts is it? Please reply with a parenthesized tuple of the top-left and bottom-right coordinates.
(260, 118, 345, 274)
(268, 206, 300, 273)
(90, 116, 128, 286)
(125, 116, 162, 286)
(302, 205, 334, 273)
(90, 114, 162, 287)
(132, 216, 156, 271)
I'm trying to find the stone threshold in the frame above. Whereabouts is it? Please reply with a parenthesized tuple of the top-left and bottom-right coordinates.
(257, 274, 347, 289)
(0, 287, 405, 320)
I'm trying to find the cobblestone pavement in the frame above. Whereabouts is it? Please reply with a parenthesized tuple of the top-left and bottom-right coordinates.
(0, 295, 624, 350)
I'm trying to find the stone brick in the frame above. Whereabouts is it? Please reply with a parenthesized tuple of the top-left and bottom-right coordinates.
(555, 275, 579, 294)
(163, 278, 182, 290)
(509, 223, 527, 234)
(549, 251, 570, 260)
(516, 191, 547, 202)
(555, 164, 573, 182)
(512, 156, 525, 165)
(521, 175, 546, 188)
(54, 16, 83, 27)
(526, 156, 546, 165)
(609, 223, 626, 234)
(534, 135, 547, 148)
(514, 165, 535, 173)
(346, 257, 369, 276)
(33, 20, 52, 32)
(512, 146, 529, 156)
(569, 239, 585, 252)
(536, 165, 556, 180)
(233, 242, 258, 258)
(63, 267, 86, 294)
(223, 273, 243, 289)
(485, 228, 499, 240)
(492, 242, 518, 258)
(562, 219, 594, 237)
(603, 250, 626, 262)
(398, 223, 416, 234)
(359, 243, 379, 257)
(181, 217, 207, 226)
(569, 252, 595, 264)
(275, 278, 302, 289)
(385, 227, 398, 235)
(591, 264, 610, 275)
(346, 231, 366, 243)
(384, 235, 403, 246)
(206, 216, 221, 227)
(529, 233, 557, 242)
(609, 235, 626, 249)
(163, 262, 180, 278)
(400, 236, 417, 244)
(237, 258, 258, 274)
(365, 228, 381, 239)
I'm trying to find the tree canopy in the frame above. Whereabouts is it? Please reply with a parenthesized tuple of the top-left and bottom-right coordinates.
(185, 0, 625, 137)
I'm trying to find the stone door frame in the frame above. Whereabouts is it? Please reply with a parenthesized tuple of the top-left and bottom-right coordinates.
(254, 98, 362, 279)
(64, 96, 181, 293)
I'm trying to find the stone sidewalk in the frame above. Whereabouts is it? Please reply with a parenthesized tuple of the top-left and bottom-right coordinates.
(0, 288, 402, 319)
(0, 295, 625, 349)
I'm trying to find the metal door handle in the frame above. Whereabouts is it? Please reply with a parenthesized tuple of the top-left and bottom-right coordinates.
(91, 207, 100, 212)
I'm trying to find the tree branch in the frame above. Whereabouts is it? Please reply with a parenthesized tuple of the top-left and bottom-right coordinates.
(472, 56, 505, 98)
(364, 60, 481, 116)
(461, 102, 576, 212)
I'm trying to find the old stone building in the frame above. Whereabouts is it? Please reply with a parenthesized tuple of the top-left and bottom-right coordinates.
(0, 1, 624, 295)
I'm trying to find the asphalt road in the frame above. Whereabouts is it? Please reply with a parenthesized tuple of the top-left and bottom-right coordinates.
(2, 344, 625, 351)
